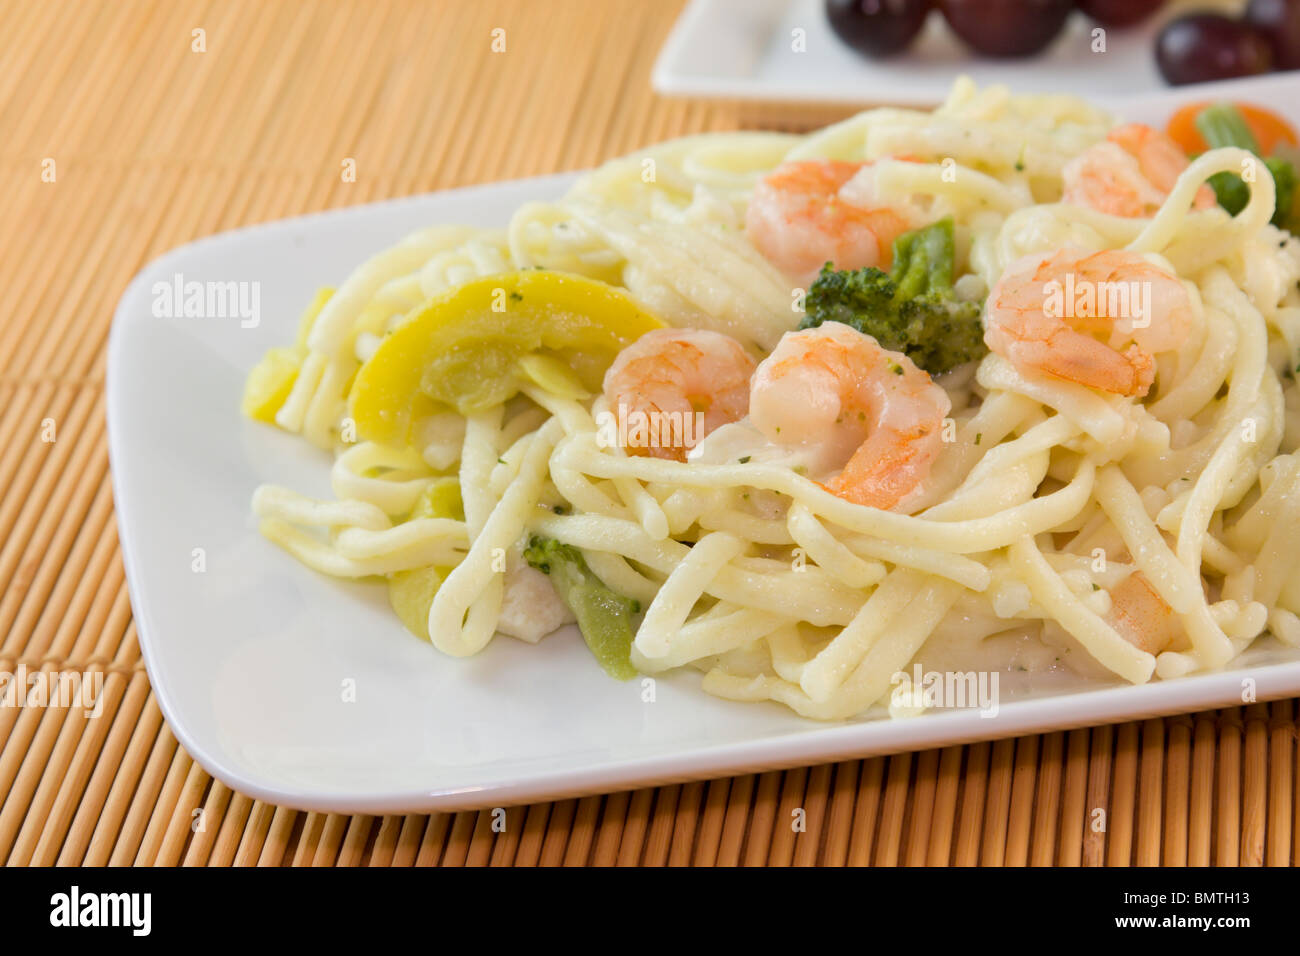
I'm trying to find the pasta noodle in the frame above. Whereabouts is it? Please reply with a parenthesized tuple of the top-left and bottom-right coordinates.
(246, 79, 1300, 721)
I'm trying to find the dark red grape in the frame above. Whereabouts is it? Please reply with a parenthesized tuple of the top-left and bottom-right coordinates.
(1076, 0, 1166, 29)
(939, 0, 1073, 58)
(1245, 0, 1300, 70)
(825, 0, 932, 58)
(1155, 14, 1273, 85)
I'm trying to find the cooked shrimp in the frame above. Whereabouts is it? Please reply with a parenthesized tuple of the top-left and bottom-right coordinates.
(985, 246, 1194, 397)
(602, 327, 756, 462)
(1105, 571, 1188, 656)
(749, 323, 951, 510)
(745, 160, 915, 286)
(1063, 123, 1217, 218)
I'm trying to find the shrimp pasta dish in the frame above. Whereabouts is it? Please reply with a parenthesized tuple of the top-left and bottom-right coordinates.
(242, 79, 1300, 721)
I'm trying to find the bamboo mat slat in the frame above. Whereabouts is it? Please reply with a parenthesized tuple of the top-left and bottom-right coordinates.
(0, 0, 1297, 867)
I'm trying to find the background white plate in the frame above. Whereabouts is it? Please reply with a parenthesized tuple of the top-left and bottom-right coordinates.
(653, 0, 1277, 108)
(109, 75, 1300, 814)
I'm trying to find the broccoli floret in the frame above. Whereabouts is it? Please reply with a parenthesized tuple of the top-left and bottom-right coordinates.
(800, 264, 896, 331)
(523, 536, 639, 680)
(1268, 156, 1297, 231)
(799, 217, 985, 375)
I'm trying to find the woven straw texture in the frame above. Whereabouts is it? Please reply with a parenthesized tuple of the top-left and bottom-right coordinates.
(1, 0, 1297, 866)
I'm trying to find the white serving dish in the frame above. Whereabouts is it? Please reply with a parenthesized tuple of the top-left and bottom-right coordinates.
(108, 76, 1300, 813)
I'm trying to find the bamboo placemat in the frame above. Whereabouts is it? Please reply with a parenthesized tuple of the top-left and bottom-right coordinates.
(1, 0, 1297, 867)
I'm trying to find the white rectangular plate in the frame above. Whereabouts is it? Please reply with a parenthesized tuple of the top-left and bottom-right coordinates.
(109, 76, 1300, 814)
(654, 0, 1285, 108)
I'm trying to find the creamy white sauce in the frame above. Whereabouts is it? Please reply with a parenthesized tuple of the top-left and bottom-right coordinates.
(688, 418, 842, 482)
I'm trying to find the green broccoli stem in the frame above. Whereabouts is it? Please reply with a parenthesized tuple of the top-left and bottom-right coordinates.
(523, 536, 639, 680)
(890, 217, 955, 299)
(1195, 102, 1260, 153)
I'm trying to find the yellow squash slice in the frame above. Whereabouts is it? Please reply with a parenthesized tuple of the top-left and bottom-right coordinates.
(348, 271, 665, 446)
